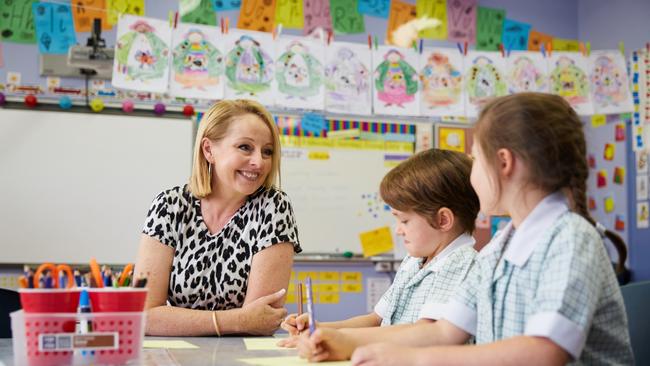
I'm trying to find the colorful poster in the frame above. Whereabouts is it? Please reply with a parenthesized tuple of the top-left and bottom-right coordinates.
(502, 18, 531, 52)
(437, 127, 466, 153)
(213, 0, 241, 11)
(552, 38, 580, 52)
(373, 46, 420, 116)
(238, 0, 276, 32)
(303, 0, 332, 36)
(273, 36, 325, 110)
(549, 52, 594, 115)
(180, 0, 217, 26)
(0, 0, 37, 44)
(588, 50, 634, 114)
(330, 0, 365, 34)
(275, 0, 304, 29)
(416, 0, 447, 40)
(637, 202, 649, 229)
(475, 7, 505, 51)
(446, 0, 477, 44)
(33, 2, 77, 54)
(419, 48, 465, 117)
(386, 0, 416, 46)
(324, 42, 372, 116)
(112, 15, 171, 93)
(223, 30, 275, 106)
(169, 23, 224, 100)
(463, 51, 507, 118)
(106, 0, 145, 26)
(358, 0, 390, 18)
(505, 51, 548, 94)
(72, 0, 112, 32)
(528, 29, 552, 51)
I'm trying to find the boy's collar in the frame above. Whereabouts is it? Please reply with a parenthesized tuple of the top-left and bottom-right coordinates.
(426, 233, 475, 272)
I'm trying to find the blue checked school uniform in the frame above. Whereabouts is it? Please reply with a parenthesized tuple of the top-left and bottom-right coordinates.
(375, 233, 476, 325)
(442, 192, 633, 365)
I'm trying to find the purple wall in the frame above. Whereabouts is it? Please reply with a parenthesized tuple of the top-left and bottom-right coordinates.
(578, 0, 650, 53)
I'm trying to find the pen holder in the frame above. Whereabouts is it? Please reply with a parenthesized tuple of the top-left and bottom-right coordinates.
(87, 288, 147, 312)
(19, 289, 81, 313)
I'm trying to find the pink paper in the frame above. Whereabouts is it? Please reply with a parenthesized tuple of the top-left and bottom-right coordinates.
(303, 0, 332, 36)
(447, 0, 477, 44)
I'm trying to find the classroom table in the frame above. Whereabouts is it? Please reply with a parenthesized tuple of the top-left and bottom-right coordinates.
(0, 336, 333, 365)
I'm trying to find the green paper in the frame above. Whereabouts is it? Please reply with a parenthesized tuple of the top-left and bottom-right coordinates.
(476, 6, 505, 51)
(330, 0, 365, 34)
(181, 0, 217, 26)
(0, 0, 37, 44)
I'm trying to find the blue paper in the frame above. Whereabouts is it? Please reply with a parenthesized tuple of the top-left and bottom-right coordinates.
(213, 0, 241, 11)
(301, 113, 326, 135)
(502, 18, 531, 52)
(32, 2, 77, 54)
(358, 0, 390, 18)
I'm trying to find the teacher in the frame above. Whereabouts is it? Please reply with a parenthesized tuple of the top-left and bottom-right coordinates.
(134, 99, 302, 336)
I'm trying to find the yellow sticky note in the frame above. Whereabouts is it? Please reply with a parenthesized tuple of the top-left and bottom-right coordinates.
(604, 197, 615, 213)
(342, 283, 363, 293)
(359, 226, 395, 257)
(341, 272, 362, 282)
(318, 293, 340, 304)
(243, 338, 288, 351)
(239, 356, 352, 366)
(591, 114, 606, 128)
(318, 284, 340, 293)
(275, 0, 304, 29)
(308, 151, 330, 160)
(552, 38, 580, 52)
(285, 293, 296, 304)
(320, 271, 340, 281)
(143, 340, 199, 349)
(416, 0, 447, 40)
(438, 127, 466, 153)
(106, 0, 145, 25)
(604, 143, 615, 161)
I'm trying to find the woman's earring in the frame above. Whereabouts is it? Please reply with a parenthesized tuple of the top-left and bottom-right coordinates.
(208, 163, 212, 178)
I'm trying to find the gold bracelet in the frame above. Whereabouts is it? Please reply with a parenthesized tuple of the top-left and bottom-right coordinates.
(212, 311, 221, 337)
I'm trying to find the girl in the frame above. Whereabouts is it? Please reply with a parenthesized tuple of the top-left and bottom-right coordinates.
(280, 149, 480, 346)
(298, 93, 633, 365)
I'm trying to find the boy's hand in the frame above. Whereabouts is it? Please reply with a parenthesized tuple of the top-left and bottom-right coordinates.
(297, 328, 357, 362)
(280, 312, 310, 336)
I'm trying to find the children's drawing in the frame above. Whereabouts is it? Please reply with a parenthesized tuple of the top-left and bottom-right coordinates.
(549, 52, 594, 115)
(373, 46, 420, 116)
(324, 42, 372, 116)
(463, 51, 506, 117)
(112, 15, 170, 93)
(505, 51, 548, 94)
(419, 48, 464, 117)
(223, 30, 274, 106)
(170, 23, 224, 100)
(274, 37, 325, 110)
(589, 50, 633, 114)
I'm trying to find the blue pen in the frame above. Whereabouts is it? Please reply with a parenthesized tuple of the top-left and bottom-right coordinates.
(305, 277, 316, 335)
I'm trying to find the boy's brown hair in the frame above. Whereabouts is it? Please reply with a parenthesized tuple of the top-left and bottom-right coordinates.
(475, 92, 627, 273)
(380, 149, 480, 234)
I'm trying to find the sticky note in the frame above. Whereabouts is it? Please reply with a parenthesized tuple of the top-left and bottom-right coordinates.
(318, 284, 340, 292)
(342, 283, 363, 293)
(552, 38, 580, 52)
(308, 151, 330, 160)
(285, 293, 295, 303)
(143, 340, 199, 349)
(597, 169, 607, 188)
(588, 154, 596, 168)
(604, 143, 615, 161)
(297, 271, 319, 281)
(615, 215, 625, 231)
(591, 114, 606, 128)
(341, 271, 362, 282)
(243, 338, 287, 351)
(615, 123, 625, 141)
(588, 196, 596, 211)
(319, 271, 340, 281)
(106, 0, 145, 26)
(318, 293, 340, 304)
(604, 196, 615, 213)
(301, 113, 326, 135)
(613, 166, 625, 184)
(359, 226, 394, 257)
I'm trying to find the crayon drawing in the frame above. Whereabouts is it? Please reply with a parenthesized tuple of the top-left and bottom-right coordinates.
(112, 15, 170, 93)
(505, 51, 548, 94)
(549, 52, 594, 115)
(223, 30, 274, 106)
(274, 36, 325, 110)
(324, 42, 372, 116)
(170, 23, 224, 100)
(589, 50, 633, 114)
(419, 48, 464, 117)
(463, 51, 506, 117)
(373, 46, 420, 116)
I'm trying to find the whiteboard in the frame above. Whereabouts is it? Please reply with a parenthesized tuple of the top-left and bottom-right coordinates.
(0, 109, 194, 264)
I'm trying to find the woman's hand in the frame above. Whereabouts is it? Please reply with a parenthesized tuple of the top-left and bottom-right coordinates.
(351, 343, 421, 366)
(238, 289, 288, 335)
(297, 328, 357, 362)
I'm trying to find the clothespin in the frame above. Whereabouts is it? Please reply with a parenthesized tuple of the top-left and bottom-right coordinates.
(327, 29, 333, 45)
(506, 43, 512, 57)
(412, 40, 418, 52)
(579, 42, 586, 56)
(220, 17, 224, 34)
(419, 39, 423, 54)
(585, 42, 591, 56)
(463, 41, 468, 56)
(374, 35, 378, 50)
(547, 41, 553, 57)
(225, 17, 230, 34)
(174, 11, 179, 28)
(168, 10, 173, 28)
(457, 42, 463, 55)
(619, 41, 625, 55)
(646, 42, 649, 53)
(368, 34, 372, 49)
(498, 43, 505, 57)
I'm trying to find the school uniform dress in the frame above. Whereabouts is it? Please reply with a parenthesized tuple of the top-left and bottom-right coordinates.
(442, 192, 634, 365)
(142, 185, 301, 311)
(374, 233, 476, 325)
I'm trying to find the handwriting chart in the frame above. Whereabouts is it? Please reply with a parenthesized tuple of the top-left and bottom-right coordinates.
(475, 6, 504, 51)
(502, 18, 531, 51)
(238, 0, 277, 32)
(447, 0, 477, 44)
(33, 2, 77, 54)
(386, 0, 416, 45)
(358, 0, 390, 19)
(330, 0, 365, 34)
(416, 0, 447, 40)
(275, 0, 304, 29)
(303, 0, 332, 36)
(0, 0, 37, 43)
(213, 0, 241, 11)
(72, 0, 112, 32)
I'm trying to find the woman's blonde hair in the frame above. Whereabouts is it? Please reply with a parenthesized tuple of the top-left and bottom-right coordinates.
(188, 99, 281, 198)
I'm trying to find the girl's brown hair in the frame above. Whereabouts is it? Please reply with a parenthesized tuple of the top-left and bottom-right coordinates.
(188, 99, 281, 198)
(380, 149, 480, 234)
(475, 92, 628, 274)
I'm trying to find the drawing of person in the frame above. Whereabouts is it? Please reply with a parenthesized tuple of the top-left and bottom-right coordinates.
(420, 52, 461, 108)
(172, 29, 223, 90)
(225, 35, 274, 95)
(508, 56, 546, 94)
(466, 55, 506, 106)
(591, 55, 628, 107)
(550, 55, 589, 104)
(116, 20, 169, 81)
(324, 47, 369, 102)
(276, 41, 323, 99)
(375, 49, 418, 107)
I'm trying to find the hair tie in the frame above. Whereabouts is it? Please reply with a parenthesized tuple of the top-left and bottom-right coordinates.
(595, 222, 607, 238)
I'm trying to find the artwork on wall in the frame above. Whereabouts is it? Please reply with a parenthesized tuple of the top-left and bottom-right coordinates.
(112, 15, 171, 93)
(549, 52, 594, 115)
(589, 50, 634, 114)
(463, 51, 507, 117)
(324, 41, 372, 116)
(169, 23, 224, 100)
(505, 51, 548, 94)
(419, 48, 465, 117)
(274, 36, 325, 110)
(223, 29, 275, 106)
(373, 45, 420, 116)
